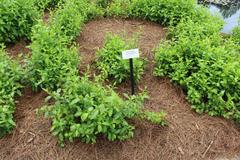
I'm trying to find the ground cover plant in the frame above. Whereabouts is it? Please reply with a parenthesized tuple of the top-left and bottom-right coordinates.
(96, 33, 144, 84)
(0, 46, 23, 138)
(0, 0, 40, 44)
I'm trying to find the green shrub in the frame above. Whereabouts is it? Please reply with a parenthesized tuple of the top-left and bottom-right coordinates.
(96, 34, 144, 84)
(154, 18, 240, 122)
(34, 0, 64, 10)
(95, 0, 112, 8)
(65, 0, 103, 22)
(39, 74, 166, 145)
(0, 0, 40, 43)
(48, 0, 102, 40)
(129, 0, 197, 25)
(27, 22, 80, 91)
(106, 0, 131, 17)
(232, 20, 240, 45)
(49, 3, 85, 41)
(0, 46, 23, 137)
(28, 0, 102, 91)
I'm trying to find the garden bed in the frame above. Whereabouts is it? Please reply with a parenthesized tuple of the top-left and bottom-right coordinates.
(0, 18, 239, 160)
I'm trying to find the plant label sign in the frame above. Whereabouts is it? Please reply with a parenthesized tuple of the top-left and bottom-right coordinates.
(122, 48, 140, 95)
(122, 48, 139, 59)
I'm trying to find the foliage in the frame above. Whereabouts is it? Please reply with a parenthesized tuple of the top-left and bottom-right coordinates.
(34, 0, 64, 10)
(49, 0, 103, 41)
(232, 20, 240, 45)
(129, 0, 197, 25)
(39, 74, 166, 145)
(94, 0, 112, 8)
(28, 0, 102, 91)
(0, 46, 23, 138)
(154, 18, 240, 121)
(0, 0, 40, 43)
(27, 22, 80, 91)
(96, 34, 144, 84)
(29, 0, 166, 145)
(106, 0, 131, 17)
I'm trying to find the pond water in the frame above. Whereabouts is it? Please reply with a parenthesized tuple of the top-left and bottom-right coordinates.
(203, 3, 240, 33)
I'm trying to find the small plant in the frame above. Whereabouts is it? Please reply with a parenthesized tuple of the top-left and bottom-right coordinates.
(96, 33, 144, 84)
(0, 46, 23, 137)
(0, 0, 40, 43)
(39, 73, 166, 145)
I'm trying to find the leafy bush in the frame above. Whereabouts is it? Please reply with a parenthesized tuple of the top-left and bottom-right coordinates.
(154, 18, 240, 122)
(34, 0, 64, 10)
(96, 34, 144, 84)
(49, 3, 85, 41)
(232, 20, 240, 45)
(49, 0, 103, 41)
(39, 73, 166, 145)
(95, 0, 112, 8)
(129, 0, 197, 25)
(0, 46, 23, 137)
(27, 22, 80, 91)
(28, 0, 102, 91)
(0, 0, 40, 43)
(106, 0, 131, 17)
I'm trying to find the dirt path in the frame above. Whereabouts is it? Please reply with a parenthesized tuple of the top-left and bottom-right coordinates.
(0, 18, 239, 160)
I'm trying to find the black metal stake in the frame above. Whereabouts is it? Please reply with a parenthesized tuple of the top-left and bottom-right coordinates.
(129, 58, 135, 95)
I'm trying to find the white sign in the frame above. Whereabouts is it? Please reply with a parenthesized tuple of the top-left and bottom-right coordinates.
(122, 48, 139, 59)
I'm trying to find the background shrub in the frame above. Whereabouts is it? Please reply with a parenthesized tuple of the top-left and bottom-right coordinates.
(232, 20, 240, 45)
(49, 0, 103, 41)
(34, 0, 64, 10)
(0, 46, 23, 137)
(96, 33, 144, 84)
(106, 0, 131, 17)
(0, 0, 40, 43)
(129, 0, 196, 25)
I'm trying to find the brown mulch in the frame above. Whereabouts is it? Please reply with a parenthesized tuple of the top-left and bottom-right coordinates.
(6, 40, 30, 60)
(0, 18, 240, 160)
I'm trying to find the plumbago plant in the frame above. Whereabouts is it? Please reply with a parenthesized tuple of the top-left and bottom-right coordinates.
(39, 72, 166, 145)
(96, 33, 145, 84)
(0, 0, 40, 43)
(0, 46, 23, 137)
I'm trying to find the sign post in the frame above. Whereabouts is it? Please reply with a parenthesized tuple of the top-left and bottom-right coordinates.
(122, 48, 139, 95)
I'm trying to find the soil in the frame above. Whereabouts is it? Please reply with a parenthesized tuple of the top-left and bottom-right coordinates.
(1, 18, 240, 160)
(6, 40, 30, 60)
